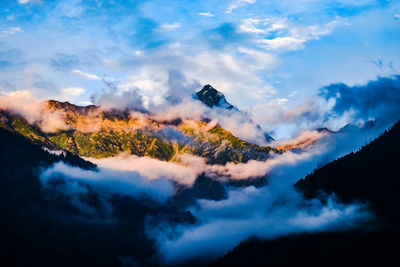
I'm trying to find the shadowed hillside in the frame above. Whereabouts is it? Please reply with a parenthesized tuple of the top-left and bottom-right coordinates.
(0, 92, 276, 164)
(213, 120, 400, 267)
(296, 120, 400, 227)
(0, 128, 194, 267)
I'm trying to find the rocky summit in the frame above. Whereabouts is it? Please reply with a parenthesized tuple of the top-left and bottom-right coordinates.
(0, 84, 327, 164)
(195, 84, 235, 110)
(0, 99, 276, 164)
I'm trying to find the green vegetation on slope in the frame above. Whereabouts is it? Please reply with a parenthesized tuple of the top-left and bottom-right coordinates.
(0, 102, 275, 163)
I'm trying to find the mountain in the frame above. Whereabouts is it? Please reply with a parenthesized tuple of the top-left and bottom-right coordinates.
(0, 127, 196, 267)
(296, 120, 400, 226)
(213, 120, 400, 267)
(195, 85, 274, 142)
(0, 96, 277, 165)
(0, 127, 96, 170)
(338, 120, 375, 133)
(195, 84, 235, 110)
(212, 230, 399, 267)
(2, 85, 398, 266)
(275, 128, 333, 152)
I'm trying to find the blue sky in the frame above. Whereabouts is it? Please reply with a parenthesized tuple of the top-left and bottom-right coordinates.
(0, 0, 399, 129)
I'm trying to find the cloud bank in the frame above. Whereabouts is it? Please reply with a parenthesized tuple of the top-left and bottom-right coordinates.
(320, 75, 400, 125)
(40, 162, 175, 210)
(0, 90, 70, 132)
(151, 138, 372, 264)
(88, 153, 205, 186)
(256, 74, 400, 138)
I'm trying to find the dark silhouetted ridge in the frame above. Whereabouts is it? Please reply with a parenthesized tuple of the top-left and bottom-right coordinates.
(0, 127, 96, 170)
(0, 127, 193, 266)
(296, 119, 400, 226)
(214, 120, 400, 267)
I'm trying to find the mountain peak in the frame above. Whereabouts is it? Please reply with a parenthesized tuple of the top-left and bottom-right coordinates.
(195, 84, 235, 110)
(47, 100, 98, 115)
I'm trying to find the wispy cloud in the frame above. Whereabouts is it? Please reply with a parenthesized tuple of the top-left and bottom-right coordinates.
(88, 154, 205, 186)
(0, 0, 399, 137)
(0, 90, 70, 132)
(18, 0, 42, 4)
(199, 12, 214, 17)
(226, 0, 256, 13)
(160, 22, 181, 31)
(61, 86, 85, 97)
(260, 36, 306, 51)
(18, 0, 32, 4)
(41, 162, 175, 204)
(72, 69, 101, 80)
(2, 27, 22, 35)
(240, 17, 344, 52)
(151, 138, 372, 264)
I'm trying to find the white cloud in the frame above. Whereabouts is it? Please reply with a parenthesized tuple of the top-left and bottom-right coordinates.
(2, 89, 32, 99)
(2, 27, 22, 35)
(153, 139, 372, 263)
(240, 17, 344, 52)
(62, 87, 85, 96)
(336, 0, 376, 6)
(79, 101, 93, 106)
(183, 50, 277, 104)
(88, 154, 206, 186)
(114, 47, 278, 111)
(226, 0, 257, 13)
(55, 0, 84, 18)
(206, 149, 321, 180)
(288, 90, 297, 97)
(237, 47, 277, 69)
(239, 18, 285, 34)
(72, 69, 101, 80)
(260, 36, 306, 51)
(157, 196, 367, 264)
(41, 162, 175, 203)
(0, 90, 70, 132)
(160, 22, 181, 31)
(199, 12, 214, 17)
(18, 0, 42, 4)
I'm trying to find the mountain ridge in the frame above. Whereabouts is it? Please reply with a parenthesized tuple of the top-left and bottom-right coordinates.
(0, 85, 333, 165)
(0, 96, 277, 165)
(213, 119, 400, 266)
(194, 84, 236, 110)
(296, 119, 400, 226)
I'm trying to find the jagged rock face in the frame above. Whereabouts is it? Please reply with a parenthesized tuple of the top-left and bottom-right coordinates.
(47, 99, 98, 115)
(195, 84, 235, 110)
(1, 85, 318, 162)
(195, 85, 274, 142)
(0, 100, 276, 164)
(0, 93, 326, 160)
